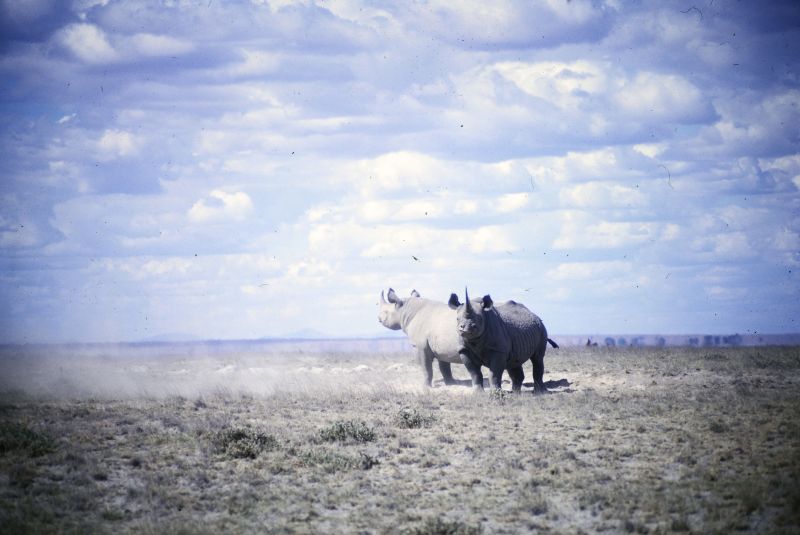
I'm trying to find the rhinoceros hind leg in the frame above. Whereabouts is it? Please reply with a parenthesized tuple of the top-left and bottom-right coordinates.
(531, 352, 547, 394)
(437, 360, 457, 385)
(418, 347, 435, 387)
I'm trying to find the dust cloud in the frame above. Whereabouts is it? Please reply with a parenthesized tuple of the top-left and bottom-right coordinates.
(0, 340, 429, 400)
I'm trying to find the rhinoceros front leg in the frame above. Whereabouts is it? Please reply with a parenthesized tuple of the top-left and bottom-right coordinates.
(437, 360, 457, 385)
(459, 349, 484, 391)
(418, 347, 435, 387)
(487, 352, 507, 391)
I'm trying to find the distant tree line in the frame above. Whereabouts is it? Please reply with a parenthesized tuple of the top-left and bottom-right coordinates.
(603, 334, 743, 347)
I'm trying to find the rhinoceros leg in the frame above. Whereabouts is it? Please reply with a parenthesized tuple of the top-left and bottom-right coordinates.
(531, 350, 546, 394)
(508, 365, 524, 393)
(486, 352, 506, 391)
(418, 347, 435, 387)
(437, 360, 457, 385)
(459, 349, 484, 391)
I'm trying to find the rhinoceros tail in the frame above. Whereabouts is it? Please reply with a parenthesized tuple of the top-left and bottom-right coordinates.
(547, 338, 559, 349)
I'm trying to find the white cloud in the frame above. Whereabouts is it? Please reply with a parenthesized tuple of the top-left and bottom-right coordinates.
(494, 192, 529, 213)
(494, 60, 608, 110)
(129, 33, 194, 57)
(633, 143, 664, 158)
(58, 23, 119, 64)
(57, 113, 77, 124)
(97, 129, 138, 159)
(615, 72, 711, 122)
(546, 261, 632, 282)
(352, 151, 451, 192)
(188, 190, 254, 223)
(523, 149, 621, 184)
(710, 232, 756, 260)
(682, 89, 800, 159)
(224, 48, 281, 77)
(559, 182, 646, 209)
(57, 24, 194, 65)
(553, 212, 659, 249)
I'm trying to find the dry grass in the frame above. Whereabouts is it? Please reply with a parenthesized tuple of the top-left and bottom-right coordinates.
(1, 346, 799, 533)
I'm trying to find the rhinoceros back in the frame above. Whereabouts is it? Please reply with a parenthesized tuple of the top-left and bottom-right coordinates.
(493, 300, 547, 363)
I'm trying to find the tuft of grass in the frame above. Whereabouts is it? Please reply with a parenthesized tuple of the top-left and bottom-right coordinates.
(358, 451, 380, 470)
(395, 407, 436, 429)
(404, 517, 483, 535)
(319, 420, 375, 443)
(708, 420, 728, 434)
(487, 388, 509, 403)
(213, 426, 279, 459)
(296, 448, 379, 472)
(0, 421, 56, 457)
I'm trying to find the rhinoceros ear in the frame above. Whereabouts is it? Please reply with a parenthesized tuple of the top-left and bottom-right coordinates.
(410, 289, 420, 298)
(481, 294, 494, 310)
(448, 293, 461, 309)
(380, 290, 387, 304)
(387, 288, 402, 305)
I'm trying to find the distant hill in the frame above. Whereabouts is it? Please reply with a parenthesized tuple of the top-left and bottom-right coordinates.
(262, 328, 407, 340)
(139, 333, 204, 343)
(273, 328, 331, 340)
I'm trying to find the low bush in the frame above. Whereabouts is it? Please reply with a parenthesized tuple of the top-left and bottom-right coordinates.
(404, 517, 483, 535)
(213, 426, 278, 459)
(0, 421, 56, 457)
(395, 408, 435, 429)
(319, 420, 375, 443)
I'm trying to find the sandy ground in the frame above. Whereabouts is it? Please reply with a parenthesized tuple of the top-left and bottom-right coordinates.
(1, 344, 799, 533)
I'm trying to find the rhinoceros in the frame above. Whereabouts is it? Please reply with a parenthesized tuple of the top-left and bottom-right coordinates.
(448, 288, 558, 394)
(378, 288, 466, 387)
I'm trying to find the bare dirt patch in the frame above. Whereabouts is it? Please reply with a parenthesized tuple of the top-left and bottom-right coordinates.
(1, 345, 799, 533)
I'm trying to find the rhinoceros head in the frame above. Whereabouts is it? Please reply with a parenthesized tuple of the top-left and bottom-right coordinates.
(378, 288, 419, 330)
(448, 288, 493, 340)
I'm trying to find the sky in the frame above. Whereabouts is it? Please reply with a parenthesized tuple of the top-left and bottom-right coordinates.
(0, 0, 798, 343)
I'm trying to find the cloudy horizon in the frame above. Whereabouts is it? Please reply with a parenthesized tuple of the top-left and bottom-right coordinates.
(1, 0, 798, 344)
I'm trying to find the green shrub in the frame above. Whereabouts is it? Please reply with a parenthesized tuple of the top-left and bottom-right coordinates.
(319, 420, 375, 443)
(213, 427, 278, 459)
(395, 408, 435, 429)
(0, 421, 56, 457)
(404, 518, 483, 535)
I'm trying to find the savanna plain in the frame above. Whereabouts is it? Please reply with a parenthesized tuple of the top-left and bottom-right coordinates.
(1, 343, 799, 534)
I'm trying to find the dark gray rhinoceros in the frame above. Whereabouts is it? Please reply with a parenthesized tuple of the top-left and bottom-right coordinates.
(378, 288, 466, 387)
(448, 289, 558, 394)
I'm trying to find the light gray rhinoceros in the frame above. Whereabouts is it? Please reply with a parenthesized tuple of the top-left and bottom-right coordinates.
(378, 288, 466, 387)
(448, 288, 558, 394)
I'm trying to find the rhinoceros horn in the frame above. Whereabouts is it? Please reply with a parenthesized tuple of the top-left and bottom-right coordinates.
(464, 287, 473, 313)
(380, 290, 387, 304)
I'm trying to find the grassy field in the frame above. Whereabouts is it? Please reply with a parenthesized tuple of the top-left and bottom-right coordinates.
(1, 345, 799, 534)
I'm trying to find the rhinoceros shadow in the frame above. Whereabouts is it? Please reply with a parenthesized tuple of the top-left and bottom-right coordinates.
(527, 378, 574, 393)
(433, 378, 573, 392)
(432, 378, 475, 387)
